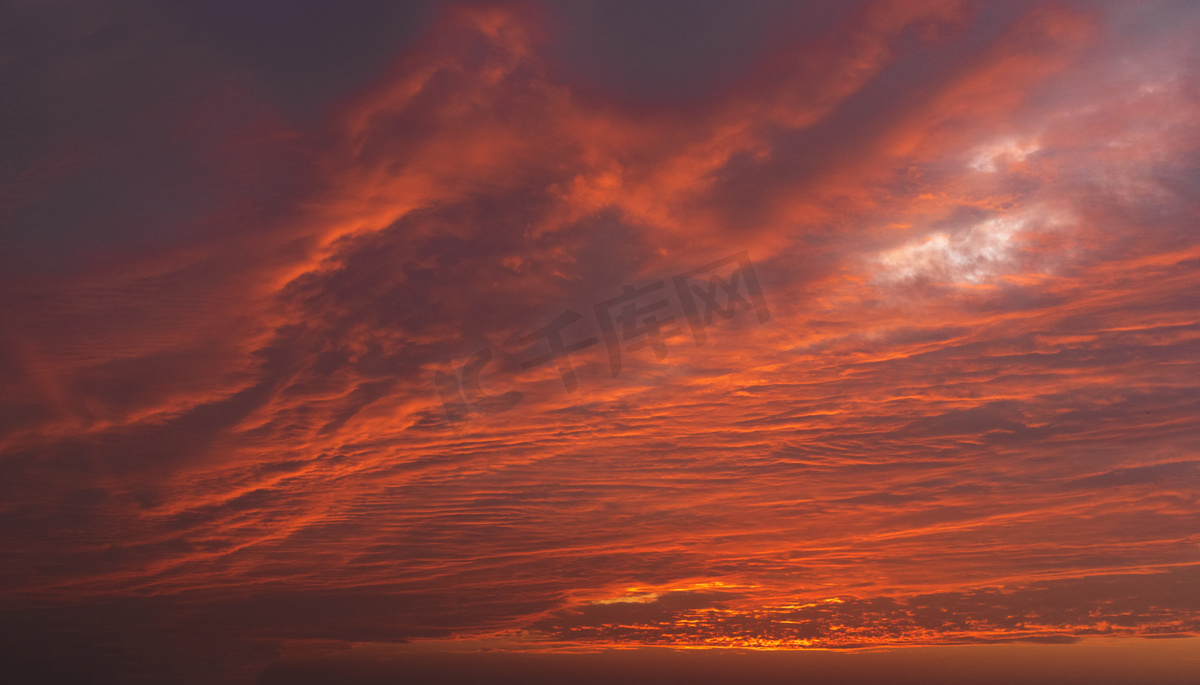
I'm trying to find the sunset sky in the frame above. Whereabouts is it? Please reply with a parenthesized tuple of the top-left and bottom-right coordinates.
(2, 1, 1199, 683)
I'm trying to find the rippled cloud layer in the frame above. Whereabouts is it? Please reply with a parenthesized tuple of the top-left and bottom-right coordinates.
(1, 0, 1198, 681)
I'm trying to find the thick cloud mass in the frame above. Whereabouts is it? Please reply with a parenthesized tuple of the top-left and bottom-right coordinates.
(1, 1, 1198, 682)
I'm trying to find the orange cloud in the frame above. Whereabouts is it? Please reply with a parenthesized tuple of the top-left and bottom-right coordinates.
(1, 1, 1198, 681)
